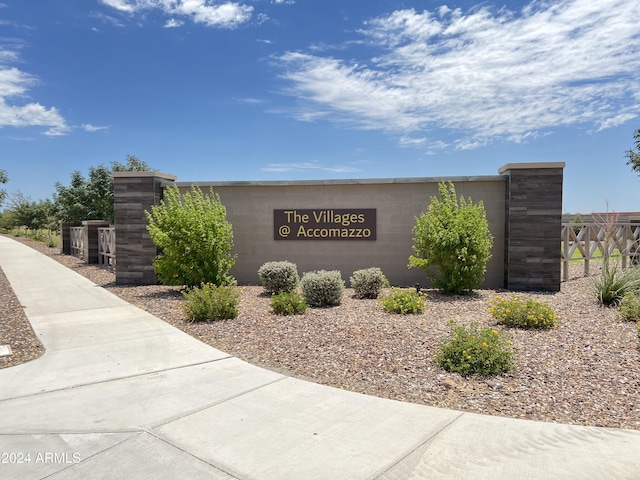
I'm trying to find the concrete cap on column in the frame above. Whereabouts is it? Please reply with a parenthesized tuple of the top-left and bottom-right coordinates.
(498, 162, 566, 174)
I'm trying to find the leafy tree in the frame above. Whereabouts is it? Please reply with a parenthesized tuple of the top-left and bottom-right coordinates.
(409, 181, 493, 294)
(112, 155, 152, 172)
(7, 194, 58, 232)
(0, 169, 8, 208)
(145, 186, 236, 287)
(55, 156, 152, 224)
(626, 128, 640, 176)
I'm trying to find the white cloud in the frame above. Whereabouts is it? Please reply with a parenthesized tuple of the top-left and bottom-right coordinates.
(262, 162, 360, 173)
(0, 64, 69, 135)
(163, 18, 184, 28)
(277, 0, 640, 150)
(100, 0, 253, 28)
(81, 123, 110, 132)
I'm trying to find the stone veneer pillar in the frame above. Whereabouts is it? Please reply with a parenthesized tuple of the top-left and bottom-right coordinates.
(59, 221, 72, 255)
(113, 171, 176, 285)
(81, 220, 110, 264)
(500, 162, 565, 292)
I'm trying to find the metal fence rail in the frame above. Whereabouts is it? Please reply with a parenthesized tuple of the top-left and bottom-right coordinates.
(561, 223, 640, 281)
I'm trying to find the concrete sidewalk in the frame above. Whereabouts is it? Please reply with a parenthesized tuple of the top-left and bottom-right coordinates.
(0, 236, 638, 480)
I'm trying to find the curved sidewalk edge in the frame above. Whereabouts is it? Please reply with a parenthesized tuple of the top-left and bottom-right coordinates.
(0, 236, 639, 480)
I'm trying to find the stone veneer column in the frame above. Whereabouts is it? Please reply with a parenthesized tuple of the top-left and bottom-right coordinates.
(499, 162, 565, 292)
(113, 172, 176, 285)
(82, 220, 110, 264)
(59, 221, 72, 255)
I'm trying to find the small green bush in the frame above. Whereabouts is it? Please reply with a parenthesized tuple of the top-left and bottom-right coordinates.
(270, 291, 308, 315)
(409, 181, 493, 295)
(617, 291, 640, 321)
(145, 186, 236, 287)
(380, 288, 427, 314)
(258, 261, 300, 295)
(350, 267, 389, 299)
(593, 262, 640, 306)
(489, 295, 558, 329)
(436, 322, 514, 375)
(182, 283, 239, 321)
(300, 270, 345, 307)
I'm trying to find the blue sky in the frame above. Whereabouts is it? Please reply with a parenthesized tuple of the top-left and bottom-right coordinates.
(1, 0, 639, 214)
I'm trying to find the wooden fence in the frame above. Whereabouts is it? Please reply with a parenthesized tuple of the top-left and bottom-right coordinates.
(561, 223, 640, 280)
(98, 227, 116, 268)
(70, 227, 84, 258)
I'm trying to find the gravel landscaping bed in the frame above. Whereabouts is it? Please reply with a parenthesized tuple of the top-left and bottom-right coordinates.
(3, 235, 639, 430)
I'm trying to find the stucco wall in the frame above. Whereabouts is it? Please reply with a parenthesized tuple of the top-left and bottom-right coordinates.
(176, 177, 506, 288)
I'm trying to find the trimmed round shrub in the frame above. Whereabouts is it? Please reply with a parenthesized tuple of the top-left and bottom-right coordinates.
(436, 321, 514, 375)
(300, 270, 345, 307)
(350, 267, 389, 299)
(489, 295, 558, 329)
(258, 261, 300, 295)
(380, 288, 427, 314)
(270, 291, 308, 315)
(181, 283, 239, 321)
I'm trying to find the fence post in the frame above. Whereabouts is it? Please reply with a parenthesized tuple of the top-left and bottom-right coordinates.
(500, 162, 565, 292)
(82, 220, 110, 264)
(59, 221, 72, 255)
(112, 171, 177, 285)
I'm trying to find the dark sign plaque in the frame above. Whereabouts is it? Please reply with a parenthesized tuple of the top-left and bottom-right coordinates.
(274, 209, 376, 240)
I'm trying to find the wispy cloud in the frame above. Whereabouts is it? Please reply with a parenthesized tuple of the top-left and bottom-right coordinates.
(80, 123, 109, 132)
(262, 162, 360, 173)
(277, 0, 640, 150)
(0, 60, 70, 136)
(163, 18, 184, 28)
(100, 0, 253, 28)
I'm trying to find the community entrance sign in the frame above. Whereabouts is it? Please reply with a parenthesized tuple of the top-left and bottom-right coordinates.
(274, 209, 377, 240)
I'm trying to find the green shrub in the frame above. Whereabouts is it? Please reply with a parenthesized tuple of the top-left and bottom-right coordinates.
(436, 322, 514, 375)
(300, 270, 345, 307)
(270, 291, 308, 315)
(617, 291, 640, 321)
(182, 283, 239, 321)
(145, 186, 236, 287)
(380, 288, 427, 314)
(258, 261, 300, 295)
(593, 262, 640, 306)
(350, 267, 389, 299)
(409, 181, 493, 295)
(489, 295, 558, 329)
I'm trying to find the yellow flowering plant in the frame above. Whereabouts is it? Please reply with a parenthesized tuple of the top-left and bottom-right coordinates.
(436, 321, 514, 375)
(489, 295, 557, 329)
(380, 288, 427, 314)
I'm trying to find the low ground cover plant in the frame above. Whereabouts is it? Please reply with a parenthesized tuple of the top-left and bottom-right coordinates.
(258, 261, 300, 295)
(270, 291, 308, 315)
(350, 267, 389, 299)
(489, 295, 558, 329)
(300, 270, 345, 307)
(617, 291, 640, 321)
(436, 321, 514, 375)
(380, 288, 426, 314)
(182, 283, 239, 321)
